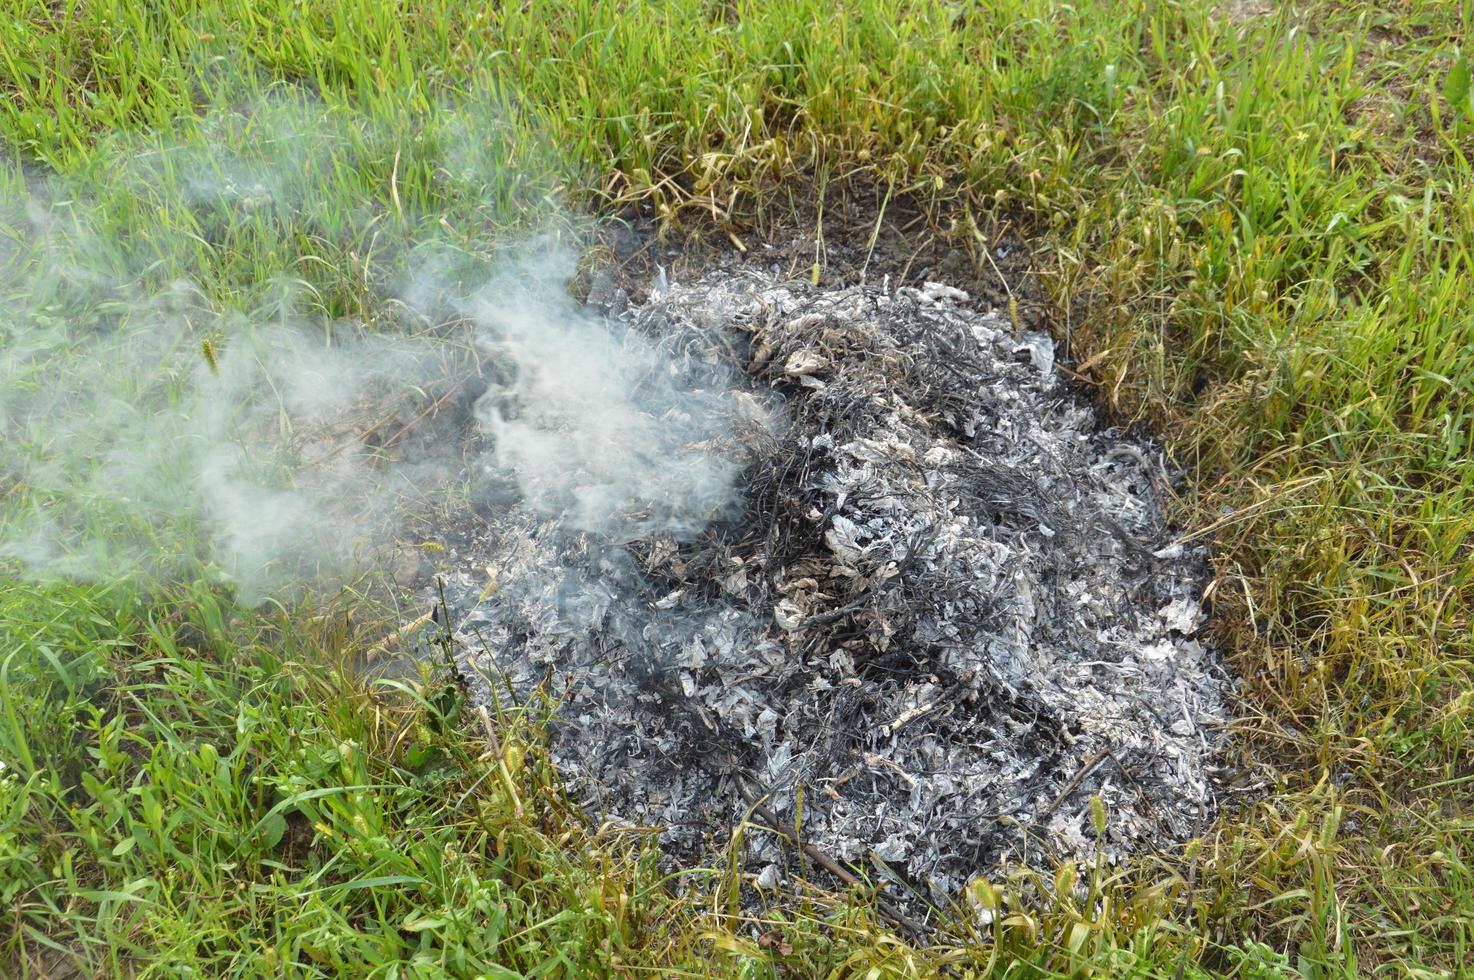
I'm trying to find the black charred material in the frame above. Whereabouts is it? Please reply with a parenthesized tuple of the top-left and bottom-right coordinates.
(429, 272, 1228, 901)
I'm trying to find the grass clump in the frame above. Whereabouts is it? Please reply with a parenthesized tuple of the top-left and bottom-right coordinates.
(0, 584, 866, 976)
(2, 585, 640, 974)
(3, 0, 1473, 975)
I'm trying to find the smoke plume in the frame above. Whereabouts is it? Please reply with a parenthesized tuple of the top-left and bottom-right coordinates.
(0, 94, 750, 600)
(403, 243, 749, 541)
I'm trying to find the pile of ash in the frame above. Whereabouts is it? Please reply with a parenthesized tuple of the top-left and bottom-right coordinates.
(427, 267, 1227, 901)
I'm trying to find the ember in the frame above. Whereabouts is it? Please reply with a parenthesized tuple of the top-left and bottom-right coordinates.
(428, 265, 1227, 903)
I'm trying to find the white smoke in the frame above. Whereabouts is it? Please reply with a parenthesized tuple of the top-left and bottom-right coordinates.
(402, 243, 749, 541)
(0, 95, 751, 600)
(0, 226, 455, 599)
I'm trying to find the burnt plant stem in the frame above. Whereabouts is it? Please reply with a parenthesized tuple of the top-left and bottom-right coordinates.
(733, 778, 930, 939)
(1037, 747, 1112, 822)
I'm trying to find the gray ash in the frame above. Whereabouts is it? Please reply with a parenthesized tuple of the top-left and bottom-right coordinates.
(427, 269, 1227, 902)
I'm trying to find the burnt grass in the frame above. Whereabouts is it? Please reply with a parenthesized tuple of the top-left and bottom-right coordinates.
(401, 196, 1232, 919)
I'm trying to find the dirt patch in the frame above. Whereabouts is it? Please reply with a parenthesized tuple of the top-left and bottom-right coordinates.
(589, 184, 1046, 329)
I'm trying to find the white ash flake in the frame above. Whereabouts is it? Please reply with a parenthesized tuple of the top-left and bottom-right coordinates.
(428, 269, 1228, 901)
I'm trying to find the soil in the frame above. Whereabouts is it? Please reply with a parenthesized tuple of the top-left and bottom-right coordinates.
(589, 184, 1046, 331)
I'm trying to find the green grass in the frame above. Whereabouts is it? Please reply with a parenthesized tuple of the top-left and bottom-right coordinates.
(3, 0, 1473, 974)
(1, 585, 686, 975)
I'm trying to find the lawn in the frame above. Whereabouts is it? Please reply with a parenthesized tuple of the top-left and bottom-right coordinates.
(2, 0, 1471, 975)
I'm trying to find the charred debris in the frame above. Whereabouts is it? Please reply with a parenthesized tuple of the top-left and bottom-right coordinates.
(420, 261, 1228, 908)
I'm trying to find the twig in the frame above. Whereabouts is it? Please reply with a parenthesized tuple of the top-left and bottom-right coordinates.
(378, 384, 462, 452)
(881, 675, 973, 736)
(1174, 840, 1203, 980)
(883, 699, 938, 735)
(362, 608, 436, 661)
(1037, 747, 1111, 821)
(477, 704, 524, 819)
(733, 779, 929, 938)
(862, 753, 917, 790)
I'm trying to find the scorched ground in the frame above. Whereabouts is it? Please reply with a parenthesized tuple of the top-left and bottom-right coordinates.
(421, 262, 1228, 905)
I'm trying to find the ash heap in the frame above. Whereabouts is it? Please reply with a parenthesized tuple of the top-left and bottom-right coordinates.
(430, 266, 1226, 898)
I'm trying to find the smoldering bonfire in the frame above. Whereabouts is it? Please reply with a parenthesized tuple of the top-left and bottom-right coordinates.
(424, 264, 1228, 903)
